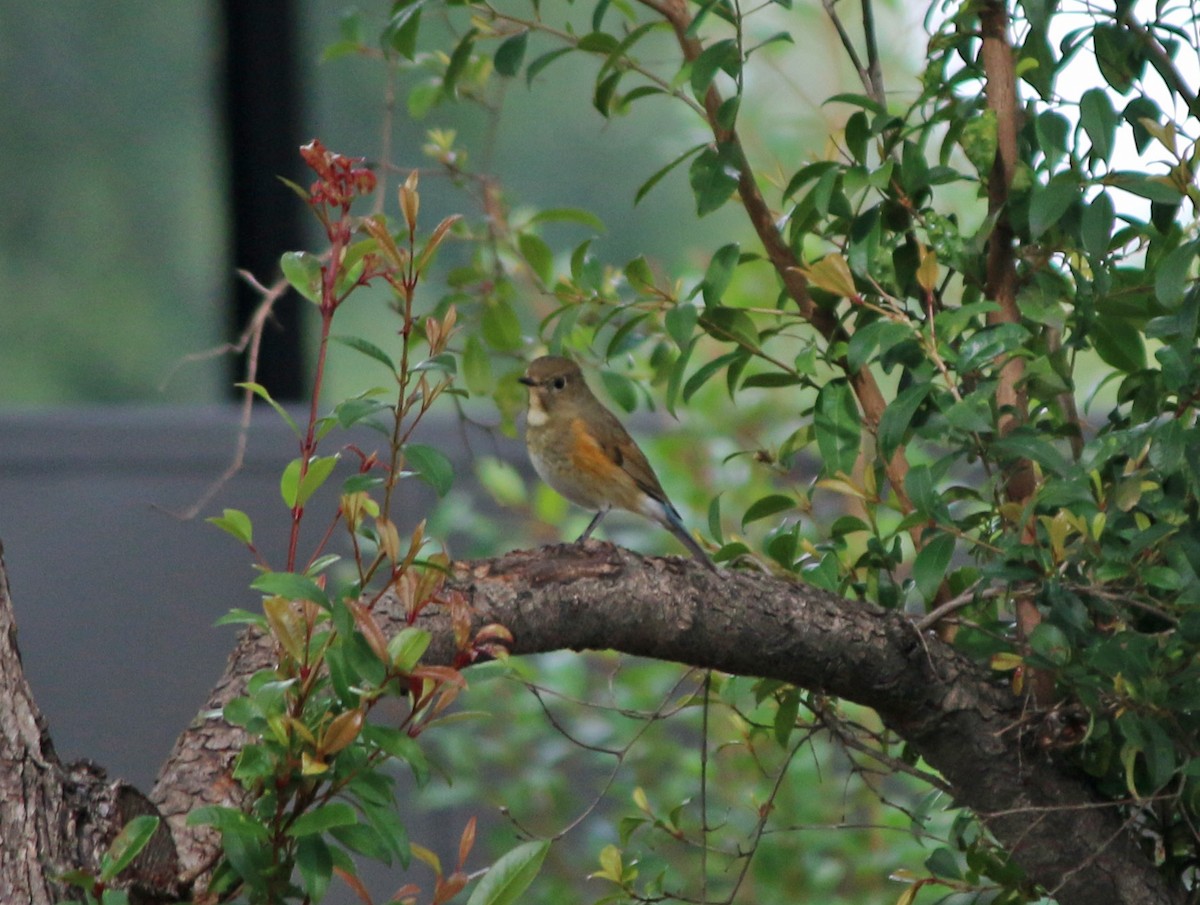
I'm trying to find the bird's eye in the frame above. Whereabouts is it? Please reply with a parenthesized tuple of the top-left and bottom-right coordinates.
(552, 376, 567, 390)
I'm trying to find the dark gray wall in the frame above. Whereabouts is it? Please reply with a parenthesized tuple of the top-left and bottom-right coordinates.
(0, 406, 511, 787)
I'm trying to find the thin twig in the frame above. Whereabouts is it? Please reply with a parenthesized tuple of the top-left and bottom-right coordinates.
(160, 271, 289, 521)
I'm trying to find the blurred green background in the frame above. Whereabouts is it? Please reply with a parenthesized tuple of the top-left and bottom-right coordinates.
(0, 0, 891, 408)
(1, 4, 971, 903)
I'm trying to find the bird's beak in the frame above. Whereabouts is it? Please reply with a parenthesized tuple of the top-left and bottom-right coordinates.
(518, 375, 535, 387)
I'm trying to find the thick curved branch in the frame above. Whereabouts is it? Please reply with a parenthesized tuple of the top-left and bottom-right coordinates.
(150, 544, 1177, 905)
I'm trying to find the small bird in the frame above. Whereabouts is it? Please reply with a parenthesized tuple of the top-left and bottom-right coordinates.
(518, 355, 717, 573)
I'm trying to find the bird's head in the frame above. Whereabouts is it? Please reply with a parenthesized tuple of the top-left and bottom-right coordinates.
(518, 355, 588, 426)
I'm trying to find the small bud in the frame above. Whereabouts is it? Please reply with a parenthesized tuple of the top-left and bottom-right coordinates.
(400, 171, 420, 234)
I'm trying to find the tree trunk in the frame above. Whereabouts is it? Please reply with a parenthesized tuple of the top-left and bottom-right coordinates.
(0, 542, 1182, 905)
(0, 543, 177, 904)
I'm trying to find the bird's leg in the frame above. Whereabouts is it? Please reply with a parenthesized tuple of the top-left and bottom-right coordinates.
(577, 507, 609, 543)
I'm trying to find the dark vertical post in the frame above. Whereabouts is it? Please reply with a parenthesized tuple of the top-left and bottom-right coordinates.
(220, 0, 307, 401)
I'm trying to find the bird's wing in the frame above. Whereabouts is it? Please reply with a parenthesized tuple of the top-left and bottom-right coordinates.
(591, 411, 670, 504)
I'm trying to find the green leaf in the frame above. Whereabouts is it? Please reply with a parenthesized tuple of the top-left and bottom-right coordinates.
(331, 822, 395, 864)
(1081, 190, 1114, 259)
(905, 464, 950, 523)
(1034, 110, 1070, 169)
(99, 815, 160, 883)
(383, 0, 429, 59)
(682, 349, 738, 403)
(443, 28, 478, 98)
(287, 455, 340, 508)
(878, 383, 930, 462)
(989, 430, 1071, 475)
(525, 47, 573, 86)
(332, 335, 396, 372)
(1028, 176, 1078, 238)
(363, 725, 430, 785)
(466, 841, 550, 905)
(494, 31, 528, 77)
(1105, 171, 1182, 203)
(742, 494, 794, 528)
(959, 109, 998, 177)
(237, 381, 300, 436)
(702, 243, 741, 306)
(296, 835, 334, 904)
(698, 307, 759, 349)
(518, 233, 554, 285)
(528, 207, 607, 232)
(1156, 243, 1197, 309)
(823, 92, 887, 115)
(188, 804, 269, 835)
(707, 493, 724, 544)
(924, 846, 963, 881)
(576, 31, 619, 53)
(1080, 87, 1118, 163)
(593, 69, 622, 116)
(387, 627, 432, 673)
(689, 144, 740, 217)
(912, 534, 954, 603)
(635, 142, 706, 205)
(281, 250, 322, 303)
(482, 299, 523, 351)
(814, 381, 860, 476)
(462, 335, 492, 396)
(288, 802, 359, 837)
(1092, 317, 1146, 373)
(1028, 622, 1071, 666)
(690, 38, 739, 96)
(604, 312, 648, 360)
(773, 688, 800, 746)
(477, 456, 526, 507)
(600, 370, 639, 414)
(1093, 23, 1143, 95)
(665, 304, 698, 351)
(404, 444, 454, 496)
(847, 319, 912, 372)
(207, 508, 253, 546)
(250, 571, 330, 608)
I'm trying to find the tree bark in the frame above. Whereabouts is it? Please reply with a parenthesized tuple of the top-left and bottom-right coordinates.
(0, 543, 178, 904)
(0, 542, 1181, 905)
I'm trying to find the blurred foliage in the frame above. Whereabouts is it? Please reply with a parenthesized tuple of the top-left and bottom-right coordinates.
(0, 2, 226, 404)
(317, 0, 1196, 901)
(37, 0, 1200, 902)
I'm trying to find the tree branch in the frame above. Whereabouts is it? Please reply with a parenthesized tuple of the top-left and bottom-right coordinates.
(0, 543, 178, 904)
(637, 0, 913, 509)
(147, 544, 1177, 905)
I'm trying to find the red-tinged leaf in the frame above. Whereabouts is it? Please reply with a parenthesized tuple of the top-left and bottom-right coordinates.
(333, 866, 375, 905)
(436, 872, 468, 905)
(391, 884, 422, 901)
(474, 623, 514, 645)
(320, 708, 365, 756)
(410, 665, 469, 688)
(458, 817, 477, 870)
(348, 600, 390, 663)
(411, 843, 442, 875)
(416, 214, 463, 275)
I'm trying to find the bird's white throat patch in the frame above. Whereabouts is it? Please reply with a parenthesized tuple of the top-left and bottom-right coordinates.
(526, 393, 549, 426)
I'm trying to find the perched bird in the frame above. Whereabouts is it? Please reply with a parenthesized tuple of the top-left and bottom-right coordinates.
(518, 355, 717, 573)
